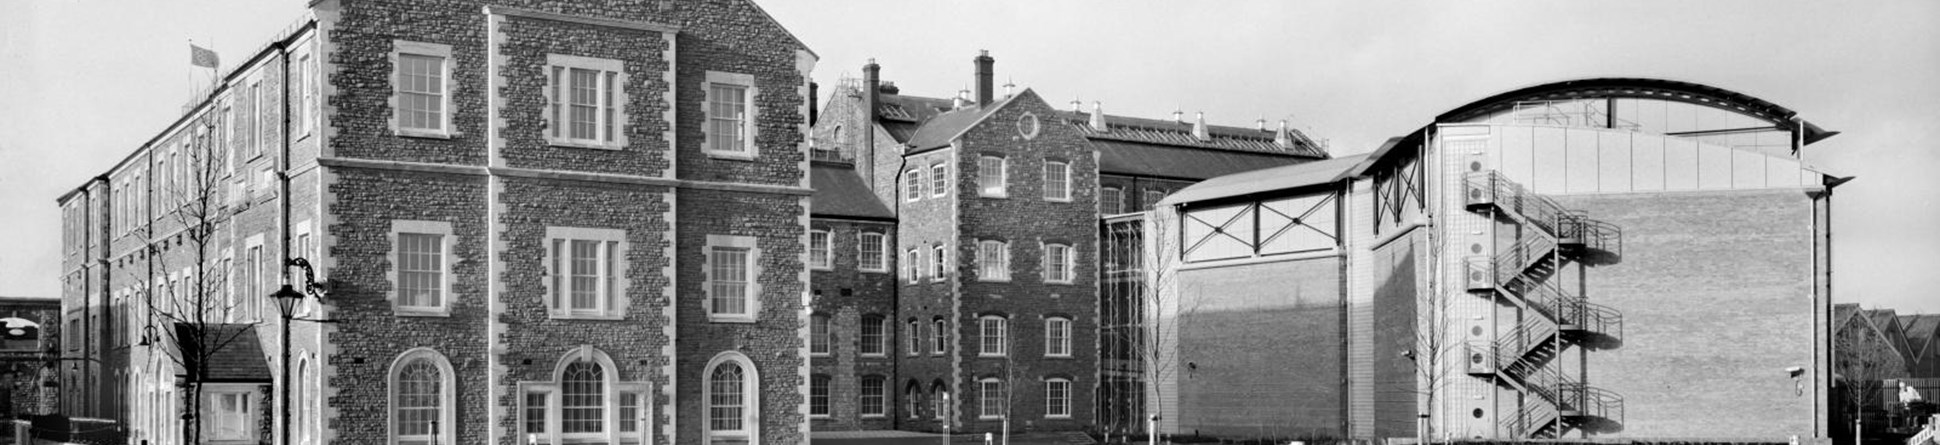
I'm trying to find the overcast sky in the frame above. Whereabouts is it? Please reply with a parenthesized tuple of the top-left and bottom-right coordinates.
(2, 1, 1934, 312)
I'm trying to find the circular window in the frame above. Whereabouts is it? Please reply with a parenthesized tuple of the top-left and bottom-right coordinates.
(1471, 326, 1485, 336)
(1470, 243, 1484, 254)
(1472, 408, 1485, 419)
(1017, 112, 1041, 139)
(1469, 352, 1484, 365)
(1469, 161, 1483, 172)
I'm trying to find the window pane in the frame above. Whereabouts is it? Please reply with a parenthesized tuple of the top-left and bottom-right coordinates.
(571, 240, 600, 311)
(860, 316, 884, 355)
(981, 380, 1005, 418)
(710, 247, 750, 315)
(810, 375, 830, 416)
(930, 163, 947, 196)
(1046, 380, 1070, 417)
(398, 54, 444, 131)
(618, 393, 639, 433)
(709, 363, 745, 431)
(561, 361, 605, 433)
(1045, 161, 1069, 200)
(570, 68, 599, 140)
(810, 315, 830, 355)
(979, 157, 1005, 196)
(809, 231, 829, 269)
(860, 376, 885, 416)
(1101, 188, 1123, 214)
(859, 233, 884, 271)
(396, 359, 442, 441)
(707, 84, 748, 153)
(398, 233, 444, 308)
(524, 392, 548, 434)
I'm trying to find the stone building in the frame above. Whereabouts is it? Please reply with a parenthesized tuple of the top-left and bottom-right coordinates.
(57, 1, 818, 444)
(801, 53, 1328, 436)
(1147, 78, 1844, 442)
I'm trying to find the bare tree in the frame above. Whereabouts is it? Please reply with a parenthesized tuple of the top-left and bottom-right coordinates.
(1408, 285, 1459, 444)
(136, 113, 255, 445)
(1836, 314, 1903, 445)
(1108, 211, 1207, 445)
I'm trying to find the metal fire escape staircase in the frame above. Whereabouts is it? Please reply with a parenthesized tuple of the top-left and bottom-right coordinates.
(1461, 171, 1625, 439)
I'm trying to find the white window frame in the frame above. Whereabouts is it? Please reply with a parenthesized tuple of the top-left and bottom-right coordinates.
(1045, 317, 1072, 358)
(1044, 378, 1073, 419)
(932, 318, 948, 355)
(1145, 189, 1167, 209)
(520, 347, 645, 445)
(1101, 187, 1124, 214)
(204, 386, 258, 442)
(904, 168, 923, 203)
(859, 375, 887, 418)
(979, 315, 1008, 357)
(808, 230, 831, 271)
(858, 232, 887, 273)
(810, 313, 832, 357)
(545, 227, 629, 320)
(979, 378, 1005, 420)
(390, 220, 454, 317)
(977, 240, 1009, 282)
(388, 348, 456, 445)
(905, 248, 920, 284)
(860, 315, 887, 357)
(931, 244, 947, 282)
(1043, 243, 1074, 284)
(702, 351, 759, 445)
(545, 54, 628, 149)
(907, 319, 922, 357)
(703, 235, 761, 323)
(809, 374, 831, 418)
(930, 162, 948, 197)
(390, 40, 454, 139)
(1044, 160, 1071, 202)
(249, 80, 264, 158)
(294, 220, 315, 317)
(703, 71, 758, 160)
(242, 235, 265, 323)
(978, 155, 1007, 198)
(294, 50, 312, 138)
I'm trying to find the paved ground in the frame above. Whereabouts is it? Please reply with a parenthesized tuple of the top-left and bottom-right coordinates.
(811, 430, 1099, 445)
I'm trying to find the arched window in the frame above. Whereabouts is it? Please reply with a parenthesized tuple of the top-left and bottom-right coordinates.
(389, 348, 454, 445)
(704, 352, 758, 444)
(523, 347, 645, 445)
(905, 380, 922, 419)
(931, 381, 950, 422)
(561, 360, 606, 436)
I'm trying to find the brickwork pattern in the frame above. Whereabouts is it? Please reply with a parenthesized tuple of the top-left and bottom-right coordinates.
(808, 219, 899, 430)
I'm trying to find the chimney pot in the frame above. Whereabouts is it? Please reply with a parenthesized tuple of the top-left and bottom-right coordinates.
(1071, 100, 1083, 112)
(1172, 110, 1184, 123)
(1257, 118, 1268, 132)
(1089, 102, 1107, 132)
(1193, 112, 1210, 141)
(973, 50, 995, 107)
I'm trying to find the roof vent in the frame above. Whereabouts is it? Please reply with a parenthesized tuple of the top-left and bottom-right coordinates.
(1089, 102, 1107, 132)
(1171, 110, 1184, 124)
(878, 82, 900, 95)
(1256, 118, 1268, 132)
(1275, 120, 1293, 149)
(954, 89, 970, 110)
(1192, 112, 1210, 141)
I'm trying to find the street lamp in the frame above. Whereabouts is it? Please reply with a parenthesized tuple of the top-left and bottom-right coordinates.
(270, 284, 304, 445)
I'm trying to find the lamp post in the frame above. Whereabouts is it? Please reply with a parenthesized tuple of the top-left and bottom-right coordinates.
(270, 284, 305, 445)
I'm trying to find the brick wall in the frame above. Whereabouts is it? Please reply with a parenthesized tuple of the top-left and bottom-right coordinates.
(1175, 257, 1344, 438)
(808, 218, 898, 430)
(1555, 189, 1822, 439)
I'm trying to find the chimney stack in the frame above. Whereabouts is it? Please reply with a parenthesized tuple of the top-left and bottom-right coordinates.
(1071, 100, 1083, 112)
(1172, 110, 1184, 123)
(973, 50, 994, 107)
(1275, 120, 1293, 148)
(1089, 102, 1107, 132)
(809, 82, 820, 124)
(863, 59, 881, 123)
(1193, 112, 1210, 141)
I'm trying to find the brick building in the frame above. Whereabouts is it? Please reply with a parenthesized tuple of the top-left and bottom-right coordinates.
(801, 53, 1328, 436)
(0, 296, 59, 420)
(1147, 78, 1845, 442)
(57, 1, 819, 444)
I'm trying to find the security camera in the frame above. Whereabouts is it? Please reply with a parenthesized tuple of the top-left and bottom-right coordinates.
(1786, 366, 1803, 377)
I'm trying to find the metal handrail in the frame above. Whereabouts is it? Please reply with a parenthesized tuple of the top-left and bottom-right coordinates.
(1492, 235, 1556, 284)
(1468, 172, 1572, 237)
(1499, 396, 1559, 438)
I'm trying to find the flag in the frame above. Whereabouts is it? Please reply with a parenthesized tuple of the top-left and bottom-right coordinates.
(191, 43, 220, 69)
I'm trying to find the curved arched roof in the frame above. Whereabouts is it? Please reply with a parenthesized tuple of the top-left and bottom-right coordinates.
(1434, 78, 1837, 145)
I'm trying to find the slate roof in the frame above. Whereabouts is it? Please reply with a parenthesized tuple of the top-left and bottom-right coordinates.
(1160, 154, 1370, 206)
(810, 163, 895, 220)
(1902, 314, 1940, 357)
(178, 323, 272, 383)
(1055, 111, 1328, 158)
(904, 99, 1010, 151)
(1094, 140, 1310, 181)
